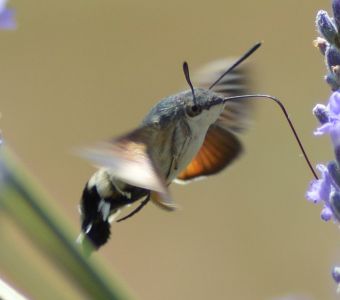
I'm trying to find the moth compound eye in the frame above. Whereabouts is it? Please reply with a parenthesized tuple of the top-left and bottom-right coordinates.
(186, 104, 202, 117)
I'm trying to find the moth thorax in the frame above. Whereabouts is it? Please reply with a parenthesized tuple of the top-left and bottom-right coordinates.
(87, 168, 131, 199)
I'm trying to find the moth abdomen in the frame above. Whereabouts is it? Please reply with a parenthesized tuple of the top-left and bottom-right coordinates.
(78, 168, 149, 250)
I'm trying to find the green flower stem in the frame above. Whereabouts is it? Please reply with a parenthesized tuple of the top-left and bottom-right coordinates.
(0, 146, 133, 300)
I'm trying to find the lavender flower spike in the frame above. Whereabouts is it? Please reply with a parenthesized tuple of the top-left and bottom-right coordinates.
(308, 0, 340, 289)
(0, 0, 15, 30)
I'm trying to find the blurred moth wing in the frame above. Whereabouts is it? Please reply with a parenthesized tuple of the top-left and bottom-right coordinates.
(79, 127, 176, 210)
(175, 59, 252, 183)
(176, 124, 242, 182)
(193, 58, 253, 133)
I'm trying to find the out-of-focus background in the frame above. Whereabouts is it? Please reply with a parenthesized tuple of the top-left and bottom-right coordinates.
(0, 0, 338, 299)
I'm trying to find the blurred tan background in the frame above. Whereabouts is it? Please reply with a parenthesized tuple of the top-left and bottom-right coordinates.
(0, 0, 338, 299)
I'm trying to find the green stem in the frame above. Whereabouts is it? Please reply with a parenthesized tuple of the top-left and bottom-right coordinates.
(0, 147, 133, 300)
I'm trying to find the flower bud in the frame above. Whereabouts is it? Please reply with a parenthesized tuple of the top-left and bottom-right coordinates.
(332, 266, 340, 284)
(333, 0, 340, 30)
(316, 10, 339, 44)
(325, 73, 340, 90)
(330, 191, 340, 222)
(326, 45, 340, 71)
(313, 104, 329, 124)
(0, 7, 16, 30)
(328, 160, 340, 188)
(321, 206, 333, 221)
(313, 37, 328, 55)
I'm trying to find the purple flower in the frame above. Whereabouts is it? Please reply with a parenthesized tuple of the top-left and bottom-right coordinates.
(313, 92, 340, 164)
(329, 91, 340, 114)
(306, 164, 331, 204)
(332, 266, 340, 284)
(305, 164, 339, 222)
(0, 0, 15, 30)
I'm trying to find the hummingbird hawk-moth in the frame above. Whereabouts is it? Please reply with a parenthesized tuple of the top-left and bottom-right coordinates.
(77, 43, 260, 251)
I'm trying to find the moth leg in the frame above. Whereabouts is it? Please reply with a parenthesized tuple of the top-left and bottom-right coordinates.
(108, 208, 122, 223)
(116, 193, 151, 223)
(171, 121, 192, 171)
(179, 121, 192, 160)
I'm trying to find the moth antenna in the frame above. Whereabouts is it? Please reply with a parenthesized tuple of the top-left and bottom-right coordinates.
(183, 61, 198, 106)
(209, 42, 262, 90)
(223, 94, 318, 180)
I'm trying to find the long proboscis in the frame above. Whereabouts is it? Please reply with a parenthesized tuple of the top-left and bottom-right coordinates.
(223, 94, 318, 180)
